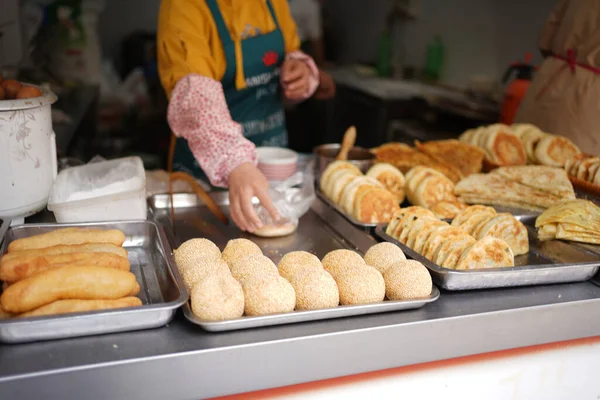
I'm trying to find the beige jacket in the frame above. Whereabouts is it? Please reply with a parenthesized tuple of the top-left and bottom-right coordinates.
(514, 0, 600, 155)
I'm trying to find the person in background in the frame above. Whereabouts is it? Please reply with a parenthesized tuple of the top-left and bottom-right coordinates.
(514, 0, 600, 154)
(157, 0, 319, 232)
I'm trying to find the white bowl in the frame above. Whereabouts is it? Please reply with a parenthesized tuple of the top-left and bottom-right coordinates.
(257, 147, 299, 181)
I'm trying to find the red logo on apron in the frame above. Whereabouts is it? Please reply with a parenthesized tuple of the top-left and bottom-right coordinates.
(262, 51, 278, 67)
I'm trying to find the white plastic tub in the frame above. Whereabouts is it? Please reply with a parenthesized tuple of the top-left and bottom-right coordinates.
(48, 157, 146, 223)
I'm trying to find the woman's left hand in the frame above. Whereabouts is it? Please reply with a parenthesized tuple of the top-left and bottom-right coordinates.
(281, 59, 311, 100)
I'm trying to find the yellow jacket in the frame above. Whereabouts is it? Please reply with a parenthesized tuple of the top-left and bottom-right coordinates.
(158, 0, 301, 97)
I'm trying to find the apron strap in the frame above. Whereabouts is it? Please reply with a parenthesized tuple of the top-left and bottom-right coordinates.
(206, 0, 233, 46)
(205, 0, 281, 91)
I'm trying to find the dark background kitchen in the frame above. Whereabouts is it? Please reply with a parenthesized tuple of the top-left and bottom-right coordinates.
(0, 0, 556, 170)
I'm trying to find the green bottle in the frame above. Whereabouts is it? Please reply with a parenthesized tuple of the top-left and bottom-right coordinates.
(376, 29, 392, 77)
(424, 35, 445, 81)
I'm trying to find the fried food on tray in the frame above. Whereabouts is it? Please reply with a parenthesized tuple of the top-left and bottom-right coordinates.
(415, 139, 484, 177)
(1, 243, 128, 261)
(19, 297, 142, 318)
(385, 206, 517, 269)
(534, 135, 581, 167)
(7, 228, 126, 252)
(455, 237, 514, 270)
(372, 143, 461, 182)
(454, 166, 575, 212)
(320, 161, 401, 223)
(353, 187, 400, 224)
(190, 274, 244, 321)
(459, 124, 526, 166)
(0, 252, 130, 282)
(1, 265, 139, 314)
(364, 242, 406, 275)
(493, 165, 576, 200)
(334, 264, 385, 305)
(452, 206, 529, 256)
(240, 274, 296, 316)
(291, 268, 339, 310)
(565, 155, 600, 186)
(366, 163, 406, 203)
(405, 166, 460, 213)
(511, 123, 548, 164)
(536, 199, 600, 244)
(383, 260, 432, 300)
(430, 200, 468, 219)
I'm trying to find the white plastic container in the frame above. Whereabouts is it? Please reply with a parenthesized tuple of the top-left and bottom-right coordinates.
(48, 156, 146, 223)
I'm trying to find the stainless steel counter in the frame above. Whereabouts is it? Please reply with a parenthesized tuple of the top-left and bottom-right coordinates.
(2, 199, 600, 399)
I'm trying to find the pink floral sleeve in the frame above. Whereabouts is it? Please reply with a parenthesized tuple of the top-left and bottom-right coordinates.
(284, 51, 319, 99)
(167, 74, 257, 188)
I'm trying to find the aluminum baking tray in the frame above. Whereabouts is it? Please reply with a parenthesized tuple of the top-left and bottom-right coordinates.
(148, 193, 439, 332)
(375, 215, 600, 291)
(182, 287, 440, 332)
(0, 220, 188, 344)
(316, 190, 379, 230)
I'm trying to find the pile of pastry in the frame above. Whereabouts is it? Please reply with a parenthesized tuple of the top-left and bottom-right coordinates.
(459, 123, 580, 167)
(455, 165, 576, 212)
(564, 155, 600, 187)
(175, 237, 432, 322)
(320, 161, 403, 223)
(405, 166, 467, 218)
(0, 228, 141, 319)
(536, 199, 600, 244)
(372, 139, 485, 183)
(385, 205, 527, 270)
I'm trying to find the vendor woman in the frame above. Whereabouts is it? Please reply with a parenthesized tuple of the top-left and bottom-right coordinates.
(514, 0, 600, 154)
(157, 0, 319, 232)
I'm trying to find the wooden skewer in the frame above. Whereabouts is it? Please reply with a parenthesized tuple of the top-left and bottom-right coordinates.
(170, 172, 229, 225)
(336, 126, 357, 161)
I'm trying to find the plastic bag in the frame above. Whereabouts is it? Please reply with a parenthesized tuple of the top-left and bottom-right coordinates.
(254, 161, 316, 227)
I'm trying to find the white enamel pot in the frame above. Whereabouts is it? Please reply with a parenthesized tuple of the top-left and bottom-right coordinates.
(0, 85, 58, 220)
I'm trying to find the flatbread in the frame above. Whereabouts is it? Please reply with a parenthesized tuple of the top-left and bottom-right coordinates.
(455, 237, 514, 270)
(435, 234, 477, 269)
(576, 157, 600, 181)
(400, 215, 439, 246)
(459, 212, 496, 237)
(423, 226, 467, 261)
(366, 163, 406, 203)
(536, 200, 600, 231)
(492, 166, 575, 200)
(454, 173, 562, 210)
(476, 213, 529, 255)
(326, 170, 360, 203)
(412, 175, 456, 208)
(339, 176, 383, 214)
(392, 207, 438, 240)
(405, 166, 447, 200)
(534, 135, 581, 167)
(353, 187, 400, 224)
(406, 218, 447, 249)
(451, 205, 497, 227)
(430, 200, 468, 219)
(483, 124, 526, 166)
(320, 161, 361, 193)
(412, 222, 449, 254)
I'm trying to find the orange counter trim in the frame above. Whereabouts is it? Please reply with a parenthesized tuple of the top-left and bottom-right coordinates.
(212, 335, 600, 399)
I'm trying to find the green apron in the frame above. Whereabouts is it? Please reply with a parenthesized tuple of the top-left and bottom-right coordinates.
(172, 0, 288, 181)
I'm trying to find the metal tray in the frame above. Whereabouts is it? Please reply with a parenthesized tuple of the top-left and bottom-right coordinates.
(316, 190, 379, 230)
(0, 220, 188, 343)
(149, 193, 440, 332)
(182, 287, 440, 332)
(375, 215, 600, 291)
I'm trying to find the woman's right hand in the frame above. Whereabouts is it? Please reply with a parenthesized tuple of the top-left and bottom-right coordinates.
(228, 163, 280, 232)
